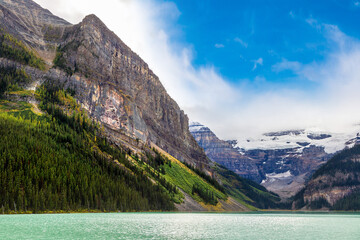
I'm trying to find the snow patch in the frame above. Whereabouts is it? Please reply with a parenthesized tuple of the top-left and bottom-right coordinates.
(266, 170, 292, 179)
(189, 122, 208, 132)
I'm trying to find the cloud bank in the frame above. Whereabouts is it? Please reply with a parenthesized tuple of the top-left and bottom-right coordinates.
(34, 0, 360, 141)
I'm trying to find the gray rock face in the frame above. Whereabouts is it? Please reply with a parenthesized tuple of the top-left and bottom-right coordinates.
(0, 0, 69, 26)
(0, 0, 209, 169)
(0, 0, 70, 62)
(189, 122, 261, 181)
(264, 130, 304, 137)
(245, 145, 330, 198)
(54, 15, 208, 168)
(307, 133, 332, 140)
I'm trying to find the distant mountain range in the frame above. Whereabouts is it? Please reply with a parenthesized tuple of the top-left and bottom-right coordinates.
(190, 122, 360, 199)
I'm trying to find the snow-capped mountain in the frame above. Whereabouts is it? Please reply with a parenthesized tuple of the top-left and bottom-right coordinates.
(237, 128, 360, 154)
(190, 122, 360, 199)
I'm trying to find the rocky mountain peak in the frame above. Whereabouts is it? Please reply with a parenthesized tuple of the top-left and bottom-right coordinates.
(82, 14, 107, 27)
(0, 0, 209, 170)
(0, 0, 69, 29)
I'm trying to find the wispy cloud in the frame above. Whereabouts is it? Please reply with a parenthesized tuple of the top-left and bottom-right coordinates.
(354, 1, 360, 7)
(234, 37, 248, 48)
(272, 59, 302, 73)
(252, 58, 263, 70)
(214, 43, 225, 48)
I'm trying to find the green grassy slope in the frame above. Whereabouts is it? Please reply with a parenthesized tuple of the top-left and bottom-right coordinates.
(214, 164, 282, 210)
(156, 150, 227, 205)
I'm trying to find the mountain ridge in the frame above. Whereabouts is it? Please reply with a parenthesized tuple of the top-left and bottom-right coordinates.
(189, 122, 342, 199)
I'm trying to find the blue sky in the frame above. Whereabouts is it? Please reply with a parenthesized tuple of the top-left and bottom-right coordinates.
(170, 0, 360, 89)
(36, 0, 360, 139)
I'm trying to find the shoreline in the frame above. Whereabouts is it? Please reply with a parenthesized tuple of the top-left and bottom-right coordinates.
(1, 209, 360, 215)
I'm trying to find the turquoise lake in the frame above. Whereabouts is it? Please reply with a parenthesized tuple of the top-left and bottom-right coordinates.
(0, 213, 359, 239)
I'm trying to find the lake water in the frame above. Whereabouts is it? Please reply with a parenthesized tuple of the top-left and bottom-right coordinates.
(0, 212, 359, 239)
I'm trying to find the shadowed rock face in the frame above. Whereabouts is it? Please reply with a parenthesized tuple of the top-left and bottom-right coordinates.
(0, 0, 209, 169)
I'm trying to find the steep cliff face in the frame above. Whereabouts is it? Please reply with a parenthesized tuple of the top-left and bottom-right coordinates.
(53, 15, 208, 168)
(0, 0, 209, 170)
(293, 146, 360, 210)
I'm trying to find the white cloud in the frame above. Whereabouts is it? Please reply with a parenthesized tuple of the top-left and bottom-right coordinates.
(234, 37, 248, 48)
(268, 23, 360, 133)
(32, 0, 360, 143)
(215, 43, 225, 48)
(252, 58, 263, 70)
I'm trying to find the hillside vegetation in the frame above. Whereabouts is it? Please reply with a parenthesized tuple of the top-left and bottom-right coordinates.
(0, 82, 282, 212)
(0, 30, 284, 213)
(0, 88, 175, 213)
(0, 32, 45, 70)
(293, 145, 360, 210)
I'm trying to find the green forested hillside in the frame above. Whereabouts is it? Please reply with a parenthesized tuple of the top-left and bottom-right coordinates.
(0, 67, 32, 96)
(292, 145, 360, 210)
(0, 91, 175, 213)
(0, 80, 234, 213)
(214, 164, 282, 209)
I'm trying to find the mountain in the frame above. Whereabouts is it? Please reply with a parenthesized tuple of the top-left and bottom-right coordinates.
(190, 122, 359, 199)
(292, 144, 360, 210)
(0, 0, 208, 170)
(189, 122, 261, 181)
(0, 0, 281, 212)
